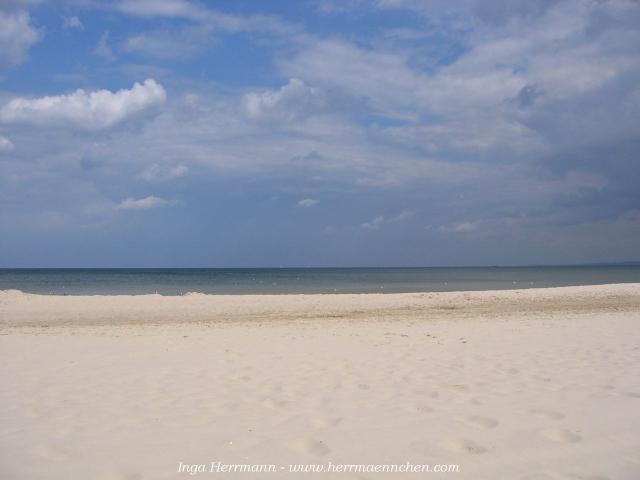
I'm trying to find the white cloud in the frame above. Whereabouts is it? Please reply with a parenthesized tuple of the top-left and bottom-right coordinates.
(243, 78, 326, 123)
(0, 79, 166, 130)
(93, 31, 115, 61)
(124, 25, 214, 59)
(1, 1, 46, 6)
(0, 10, 41, 66)
(317, 0, 370, 14)
(362, 215, 385, 230)
(438, 221, 480, 233)
(282, 0, 640, 162)
(112, 0, 298, 37)
(362, 210, 413, 229)
(281, 39, 423, 120)
(297, 198, 319, 207)
(114, 0, 205, 20)
(140, 164, 188, 181)
(1, 1, 638, 266)
(0, 136, 14, 152)
(63, 16, 83, 30)
(394, 210, 414, 221)
(117, 195, 170, 210)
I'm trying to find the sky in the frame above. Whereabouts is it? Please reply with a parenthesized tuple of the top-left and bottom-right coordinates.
(0, 0, 639, 267)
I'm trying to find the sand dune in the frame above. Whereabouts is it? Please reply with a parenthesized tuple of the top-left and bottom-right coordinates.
(1, 284, 639, 479)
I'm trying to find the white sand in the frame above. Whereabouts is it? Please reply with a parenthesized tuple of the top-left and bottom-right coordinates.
(1, 284, 639, 479)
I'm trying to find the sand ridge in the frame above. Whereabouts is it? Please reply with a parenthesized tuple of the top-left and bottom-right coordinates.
(1, 283, 639, 328)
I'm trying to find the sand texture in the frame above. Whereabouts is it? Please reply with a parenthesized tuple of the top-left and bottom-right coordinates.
(1, 284, 639, 479)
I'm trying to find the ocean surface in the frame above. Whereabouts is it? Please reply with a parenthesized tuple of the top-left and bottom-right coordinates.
(0, 266, 639, 295)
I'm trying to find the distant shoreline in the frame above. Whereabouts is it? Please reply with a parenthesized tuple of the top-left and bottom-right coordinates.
(2, 279, 640, 297)
(1, 265, 639, 296)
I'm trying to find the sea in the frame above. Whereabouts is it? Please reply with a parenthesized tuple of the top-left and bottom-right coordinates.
(0, 266, 639, 295)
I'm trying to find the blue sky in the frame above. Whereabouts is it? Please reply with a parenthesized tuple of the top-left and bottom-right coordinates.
(1, 0, 639, 267)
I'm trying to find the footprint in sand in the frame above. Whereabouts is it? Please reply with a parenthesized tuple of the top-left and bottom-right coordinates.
(311, 417, 343, 428)
(414, 403, 434, 413)
(97, 470, 143, 480)
(446, 384, 471, 393)
(460, 415, 499, 429)
(34, 443, 74, 460)
(440, 439, 487, 455)
(262, 397, 288, 409)
(566, 475, 610, 480)
(530, 409, 565, 421)
(408, 440, 435, 455)
(402, 403, 434, 414)
(269, 383, 283, 392)
(222, 401, 240, 412)
(286, 438, 331, 456)
(541, 428, 581, 443)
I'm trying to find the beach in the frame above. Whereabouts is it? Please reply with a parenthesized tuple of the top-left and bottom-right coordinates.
(1, 284, 639, 479)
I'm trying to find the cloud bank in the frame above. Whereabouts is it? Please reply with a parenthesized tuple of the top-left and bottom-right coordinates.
(0, 79, 166, 130)
(1, 0, 639, 266)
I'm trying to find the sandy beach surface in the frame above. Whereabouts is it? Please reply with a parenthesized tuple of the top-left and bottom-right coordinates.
(1, 284, 639, 479)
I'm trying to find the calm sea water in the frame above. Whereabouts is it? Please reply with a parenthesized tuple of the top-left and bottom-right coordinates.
(0, 267, 639, 295)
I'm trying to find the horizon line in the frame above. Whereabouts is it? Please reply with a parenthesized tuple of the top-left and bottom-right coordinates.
(1, 262, 639, 270)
